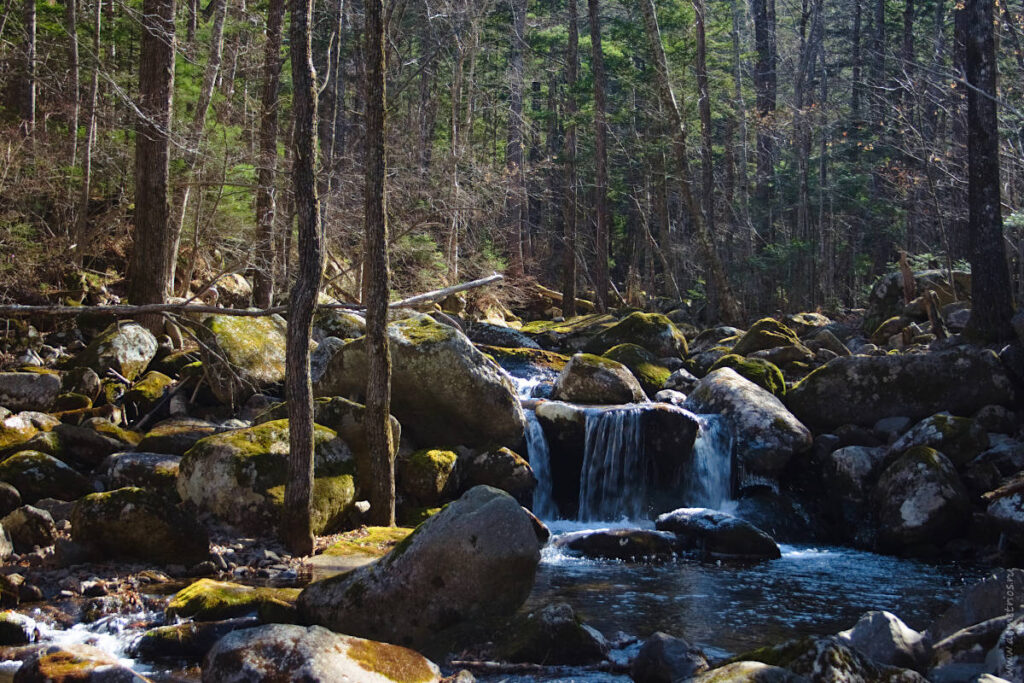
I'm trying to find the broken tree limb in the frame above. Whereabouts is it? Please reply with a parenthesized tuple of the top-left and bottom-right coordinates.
(388, 272, 504, 309)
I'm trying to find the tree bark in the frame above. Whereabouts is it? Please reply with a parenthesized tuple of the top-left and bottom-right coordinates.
(588, 0, 609, 311)
(74, 0, 101, 249)
(506, 0, 527, 278)
(67, 0, 80, 168)
(964, 0, 1014, 341)
(253, 0, 286, 308)
(363, 0, 395, 527)
(561, 0, 579, 317)
(128, 0, 176, 332)
(282, 0, 324, 556)
(20, 0, 35, 135)
(752, 0, 776, 239)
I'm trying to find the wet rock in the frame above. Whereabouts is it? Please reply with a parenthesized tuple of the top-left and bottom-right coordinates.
(201, 623, 441, 683)
(872, 446, 970, 551)
(1, 505, 56, 551)
(928, 569, 1024, 642)
(0, 610, 32, 645)
(985, 615, 1024, 683)
(101, 452, 180, 490)
(655, 508, 781, 560)
(690, 661, 807, 682)
(583, 312, 688, 358)
(69, 322, 158, 383)
(684, 368, 811, 476)
(177, 419, 356, 535)
(198, 314, 288, 407)
(14, 643, 150, 682)
(631, 631, 709, 683)
(837, 610, 928, 669)
(497, 602, 608, 665)
(71, 487, 209, 566)
(166, 579, 299, 622)
(553, 353, 647, 404)
(0, 372, 61, 412)
(458, 446, 536, 506)
(889, 413, 989, 467)
(298, 486, 543, 648)
(553, 528, 678, 561)
(787, 347, 1015, 431)
(314, 315, 526, 449)
(0, 451, 92, 504)
(654, 389, 687, 406)
(133, 617, 260, 660)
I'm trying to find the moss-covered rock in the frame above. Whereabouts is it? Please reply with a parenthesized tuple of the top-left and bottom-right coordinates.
(399, 449, 458, 507)
(0, 411, 58, 452)
(583, 312, 689, 358)
(0, 372, 61, 412)
(176, 420, 357, 535)
(52, 421, 139, 467)
(71, 487, 209, 566)
(731, 319, 800, 357)
(136, 417, 219, 455)
(496, 602, 609, 665)
(165, 579, 299, 622)
(314, 309, 367, 340)
(314, 315, 525, 450)
(202, 624, 442, 683)
(709, 354, 786, 398)
(602, 344, 671, 397)
(459, 447, 536, 506)
(101, 452, 180, 490)
(132, 616, 259, 660)
(889, 413, 989, 468)
(69, 322, 158, 382)
(552, 353, 647, 404)
(122, 371, 173, 414)
(13, 643, 150, 682)
(53, 393, 92, 412)
(0, 451, 92, 503)
(519, 313, 618, 352)
(323, 526, 414, 559)
(1, 505, 56, 551)
(478, 345, 570, 374)
(198, 314, 288, 406)
(787, 347, 1016, 431)
(149, 349, 200, 377)
(691, 661, 806, 682)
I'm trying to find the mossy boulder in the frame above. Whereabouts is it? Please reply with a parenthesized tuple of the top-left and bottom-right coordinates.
(314, 309, 366, 340)
(176, 419, 357, 535)
(684, 368, 811, 476)
(149, 349, 200, 377)
(398, 449, 459, 507)
(888, 413, 989, 468)
(0, 411, 58, 452)
(53, 393, 91, 412)
(202, 624, 442, 683)
(1, 505, 56, 551)
(709, 354, 786, 398)
(122, 371, 173, 414)
(602, 344, 671, 397)
(323, 526, 414, 559)
(69, 322, 158, 382)
(299, 486, 544, 649)
(13, 643, 150, 682)
(0, 451, 92, 503)
(583, 312, 688, 358)
(71, 487, 209, 566)
(872, 447, 970, 551)
(0, 372, 61, 412)
(782, 312, 832, 336)
(137, 417, 219, 455)
(198, 314, 288, 406)
(787, 347, 1016, 431)
(132, 616, 259, 660)
(52, 421, 139, 468)
(496, 602, 609, 665)
(519, 313, 618, 352)
(690, 326, 743, 355)
(166, 579, 299, 622)
(459, 446, 536, 506)
(731, 319, 800, 357)
(656, 508, 781, 561)
(552, 353, 647, 404)
(465, 322, 541, 350)
(479, 345, 570, 374)
(314, 315, 525, 449)
(101, 452, 180, 490)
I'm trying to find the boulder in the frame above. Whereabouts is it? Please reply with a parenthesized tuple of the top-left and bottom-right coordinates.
(823, 446, 887, 500)
(137, 418, 219, 455)
(458, 447, 536, 506)
(72, 487, 209, 566)
(398, 449, 459, 507)
(101, 452, 180, 490)
(865, 269, 971, 333)
(0, 411, 58, 452)
(552, 528, 679, 561)
(631, 631, 709, 683)
(313, 309, 366, 340)
(52, 422, 138, 468)
(198, 314, 289, 406)
(0, 451, 92, 503)
(0, 524, 10, 561)
(987, 492, 1024, 544)
(930, 570, 1024, 643)
(121, 371, 173, 415)
(553, 353, 647, 404)
(0, 481, 21, 516)
(985, 615, 1024, 683)
(132, 617, 260, 660)
(787, 347, 1016, 431)
(0, 372, 61, 412)
(314, 315, 525, 449)
(298, 486, 544, 648)
(214, 273, 253, 307)
(787, 636, 927, 682)
(177, 420, 357, 535)
(731, 319, 801, 357)
(684, 368, 811, 476)
(602, 344, 671, 397)
(837, 610, 928, 669)
(0, 610, 33, 645)
(708, 354, 785, 398)
(13, 644, 150, 682)
(811, 328, 851, 357)
(1, 505, 56, 551)
(201, 624, 441, 683)
(497, 602, 608, 665)
(872, 446, 970, 551)
(655, 507, 781, 560)
(583, 312, 688, 358)
(664, 368, 699, 394)
(70, 322, 158, 382)
(690, 662, 806, 682)
(465, 321, 540, 349)
(166, 579, 299, 622)
(889, 413, 989, 467)
(928, 615, 1014, 683)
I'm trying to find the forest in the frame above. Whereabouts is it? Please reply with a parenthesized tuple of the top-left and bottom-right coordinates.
(0, 0, 1023, 681)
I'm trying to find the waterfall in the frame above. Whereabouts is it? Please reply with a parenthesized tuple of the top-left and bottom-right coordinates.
(525, 410, 559, 519)
(578, 407, 647, 521)
(684, 414, 733, 509)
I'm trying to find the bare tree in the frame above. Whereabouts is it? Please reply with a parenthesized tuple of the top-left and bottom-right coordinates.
(588, 0, 609, 311)
(20, 0, 35, 135)
(506, 0, 527, 278)
(561, 0, 579, 317)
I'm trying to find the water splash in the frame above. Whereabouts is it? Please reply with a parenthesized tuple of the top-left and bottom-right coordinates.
(525, 410, 559, 519)
(578, 407, 647, 521)
(684, 414, 733, 509)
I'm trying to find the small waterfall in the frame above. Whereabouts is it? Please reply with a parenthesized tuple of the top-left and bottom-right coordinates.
(578, 407, 647, 521)
(685, 414, 733, 509)
(525, 410, 559, 519)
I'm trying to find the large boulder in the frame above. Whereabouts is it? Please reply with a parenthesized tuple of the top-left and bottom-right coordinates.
(70, 322, 158, 382)
(314, 315, 525, 449)
(731, 318, 801, 357)
(583, 312, 688, 358)
(298, 486, 544, 648)
(1, 505, 56, 551)
(101, 452, 180, 490)
(684, 368, 811, 476)
(872, 446, 970, 551)
(136, 417, 219, 455)
(0, 372, 61, 412)
(631, 632, 709, 683)
(655, 507, 781, 560)
(552, 353, 647, 404)
(166, 579, 299, 622)
(198, 314, 288, 406)
(928, 569, 1024, 642)
(177, 420, 357, 535)
(201, 624, 441, 683)
(889, 413, 989, 467)
(928, 615, 1013, 683)
(458, 446, 536, 506)
(837, 610, 928, 670)
(787, 636, 927, 682)
(709, 354, 786, 398)
(133, 617, 260, 660)
(497, 602, 608, 665)
(14, 644, 150, 682)
(552, 528, 679, 561)
(602, 344, 671, 397)
(72, 487, 209, 566)
(0, 451, 93, 503)
(787, 347, 1015, 431)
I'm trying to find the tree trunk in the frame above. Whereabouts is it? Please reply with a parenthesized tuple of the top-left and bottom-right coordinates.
(282, 0, 324, 556)
(851, 0, 863, 121)
(128, 0, 176, 332)
(638, 0, 741, 324)
(67, 0, 80, 168)
(963, 0, 1014, 341)
(751, 0, 776, 240)
(253, 0, 286, 308)
(870, 0, 885, 121)
(363, 0, 395, 527)
(20, 0, 35, 135)
(561, 0, 579, 317)
(74, 0, 101, 249)
(588, 0, 609, 311)
(694, 0, 715, 255)
(506, 0, 527, 278)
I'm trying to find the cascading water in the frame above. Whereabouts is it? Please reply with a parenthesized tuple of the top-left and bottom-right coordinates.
(578, 406, 647, 521)
(525, 410, 558, 519)
(684, 414, 733, 510)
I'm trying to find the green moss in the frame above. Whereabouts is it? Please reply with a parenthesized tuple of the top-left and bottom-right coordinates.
(602, 343, 671, 395)
(710, 354, 786, 397)
(53, 393, 92, 412)
(348, 637, 438, 682)
(0, 450, 92, 502)
(397, 506, 441, 527)
(125, 371, 173, 404)
(576, 352, 622, 370)
(584, 312, 689, 358)
(324, 526, 414, 558)
(166, 579, 301, 622)
(520, 313, 617, 336)
(206, 315, 287, 378)
(392, 316, 453, 345)
(731, 318, 800, 357)
(726, 637, 817, 668)
(266, 473, 356, 534)
(478, 345, 570, 372)
(87, 420, 142, 447)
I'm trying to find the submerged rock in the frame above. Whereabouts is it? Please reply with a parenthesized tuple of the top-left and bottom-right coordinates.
(298, 486, 543, 649)
(631, 631, 709, 683)
(655, 508, 781, 560)
(552, 528, 679, 561)
(497, 602, 608, 665)
(553, 353, 647, 404)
